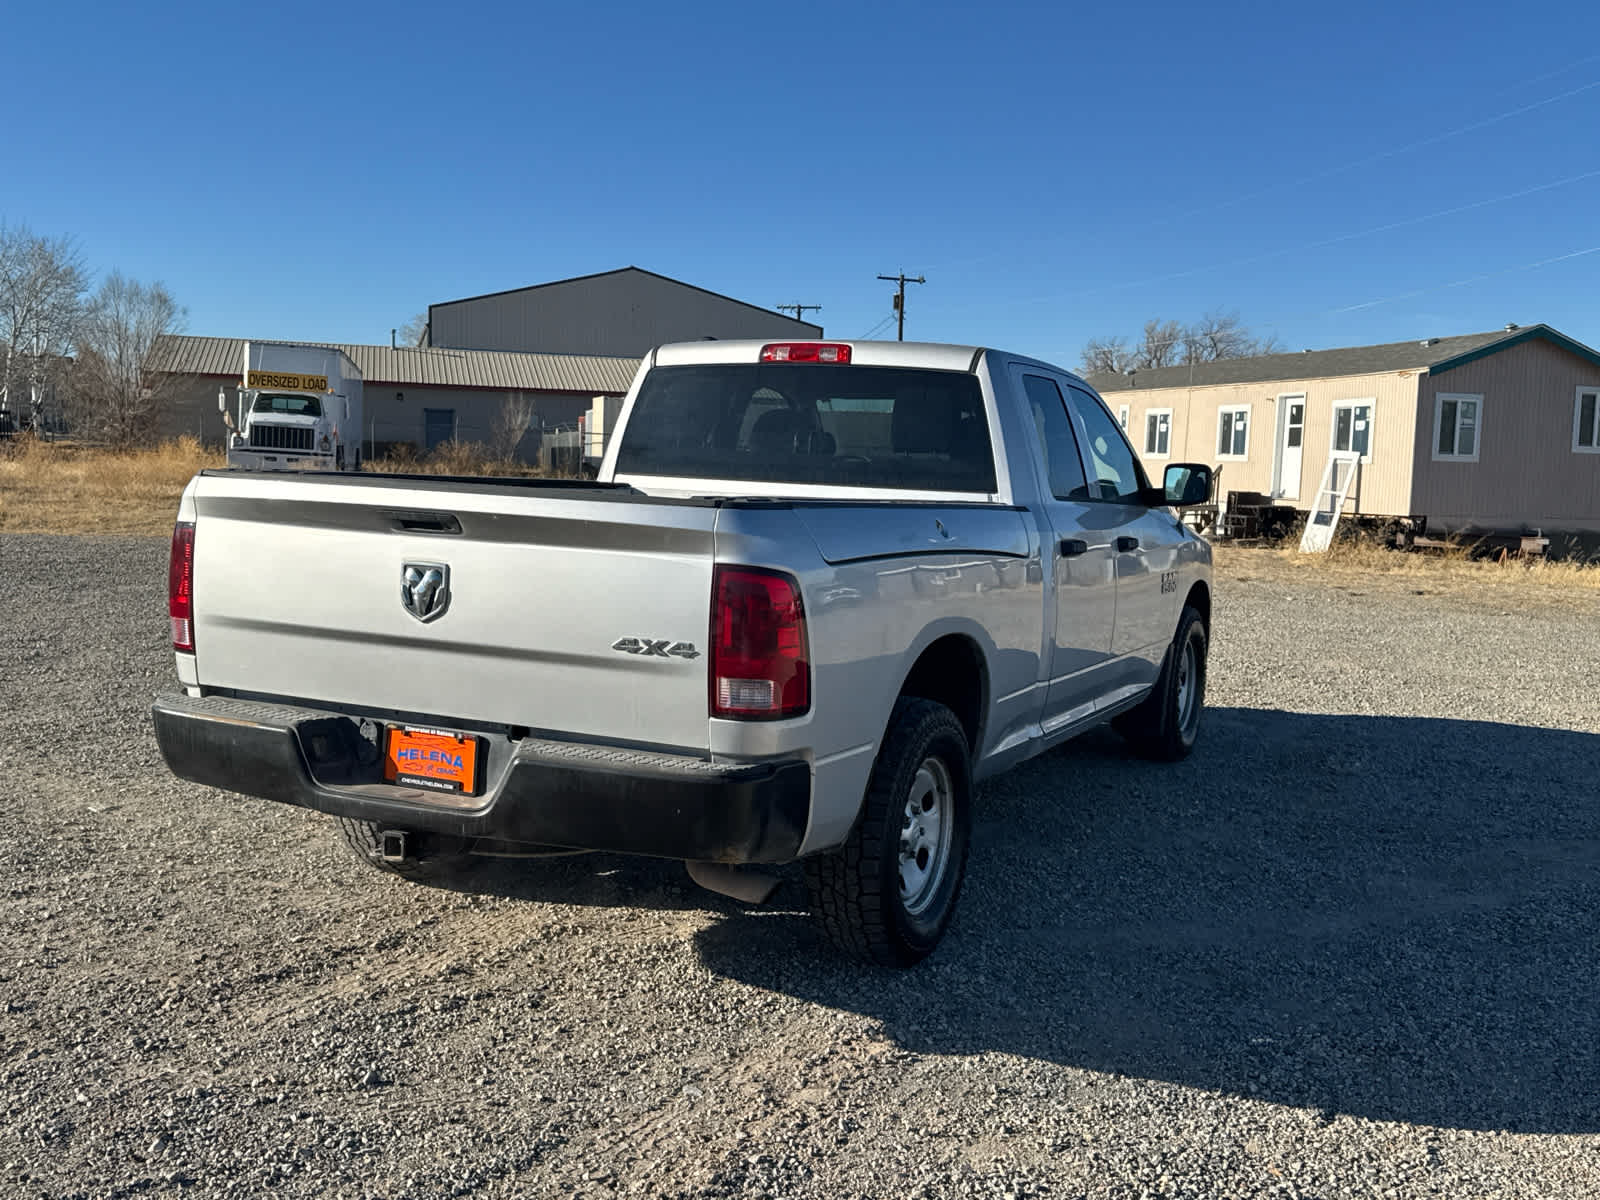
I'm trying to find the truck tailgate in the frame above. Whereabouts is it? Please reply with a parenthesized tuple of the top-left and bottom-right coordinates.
(188, 473, 719, 752)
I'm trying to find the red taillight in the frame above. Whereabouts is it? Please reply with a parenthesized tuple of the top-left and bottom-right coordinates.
(168, 521, 195, 653)
(759, 342, 852, 364)
(711, 566, 809, 720)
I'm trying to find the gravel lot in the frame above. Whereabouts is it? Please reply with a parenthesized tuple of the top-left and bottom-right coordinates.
(4, 533, 1598, 1199)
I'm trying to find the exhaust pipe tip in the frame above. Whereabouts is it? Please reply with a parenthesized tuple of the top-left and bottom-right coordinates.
(685, 861, 782, 905)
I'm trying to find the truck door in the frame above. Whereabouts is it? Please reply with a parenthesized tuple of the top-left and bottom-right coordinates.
(1009, 368, 1116, 733)
(1064, 385, 1184, 704)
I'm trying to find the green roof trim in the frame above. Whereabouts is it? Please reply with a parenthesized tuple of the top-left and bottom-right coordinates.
(1428, 324, 1600, 375)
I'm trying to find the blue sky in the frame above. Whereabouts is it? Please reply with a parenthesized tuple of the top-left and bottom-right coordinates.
(9, 0, 1599, 367)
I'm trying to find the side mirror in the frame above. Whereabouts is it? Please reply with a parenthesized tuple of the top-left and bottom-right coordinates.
(217, 388, 228, 414)
(1163, 463, 1213, 507)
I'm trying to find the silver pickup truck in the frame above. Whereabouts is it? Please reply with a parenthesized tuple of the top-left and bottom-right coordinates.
(154, 339, 1214, 966)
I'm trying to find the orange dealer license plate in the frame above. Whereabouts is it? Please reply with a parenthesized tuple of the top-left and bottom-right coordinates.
(384, 726, 482, 795)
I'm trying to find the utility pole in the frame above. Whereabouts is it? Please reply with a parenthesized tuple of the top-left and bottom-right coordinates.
(877, 272, 925, 341)
(775, 303, 822, 325)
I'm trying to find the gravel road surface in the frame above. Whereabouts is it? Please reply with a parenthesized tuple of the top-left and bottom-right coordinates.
(3, 534, 1597, 1198)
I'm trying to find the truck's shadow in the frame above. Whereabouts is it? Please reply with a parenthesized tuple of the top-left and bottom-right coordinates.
(691, 709, 1600, 1135)
(414, 851, 735, 914)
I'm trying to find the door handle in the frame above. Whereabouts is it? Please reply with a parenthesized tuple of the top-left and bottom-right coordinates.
(1116, 535, 1140, 553)
(382, 509, 463, 534)
(1059, 538, 1089, 557)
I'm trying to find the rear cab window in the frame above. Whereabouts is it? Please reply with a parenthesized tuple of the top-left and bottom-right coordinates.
(1067, 385, 1151, 503)
(1020, 374, 1092, 501)
(613, 364, 997, 493)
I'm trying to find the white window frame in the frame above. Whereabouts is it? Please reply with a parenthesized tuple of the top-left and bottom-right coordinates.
(1330, 398, 1375, 464)
(1573, 385, 1600, 454)
(1432, 392, 1483, 463)
(1215, 404, 1251, 461)
(1117, 403, 1130, 431)
(1142, 407, 1172, 459)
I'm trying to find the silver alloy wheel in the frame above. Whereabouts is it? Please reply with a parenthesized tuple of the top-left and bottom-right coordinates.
(1175, 635, 1200, 739)
(898, 756, 955, 917)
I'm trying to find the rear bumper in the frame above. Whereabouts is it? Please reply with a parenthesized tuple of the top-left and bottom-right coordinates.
(151, 694, 810, 863)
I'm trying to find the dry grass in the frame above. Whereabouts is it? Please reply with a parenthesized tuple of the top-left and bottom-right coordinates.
(362, 440, 547, 478)
(1215, 534, 1600, 603)
(0, 437, 580, 536)
(0, 436, 224, 536)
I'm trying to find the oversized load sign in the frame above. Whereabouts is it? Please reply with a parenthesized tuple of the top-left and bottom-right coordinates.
(246, 371, 329, 391)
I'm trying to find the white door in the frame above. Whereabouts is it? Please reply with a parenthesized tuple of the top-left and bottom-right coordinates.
(1273, 396, 1305, 499)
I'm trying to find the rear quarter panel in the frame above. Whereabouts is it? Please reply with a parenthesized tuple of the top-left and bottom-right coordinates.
(712, 504, 1043, 854)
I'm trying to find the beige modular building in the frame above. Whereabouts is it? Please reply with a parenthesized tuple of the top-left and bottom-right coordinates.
(1086, 323, 1600, 534)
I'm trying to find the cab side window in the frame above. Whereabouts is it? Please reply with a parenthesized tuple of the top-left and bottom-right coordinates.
(1068, 386, 1149, 503)
(1021, 374, 1091, 500)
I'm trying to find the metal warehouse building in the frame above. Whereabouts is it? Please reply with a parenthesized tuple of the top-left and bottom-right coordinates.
(147, 336, 638, 458)
(425, 266, 822, 356)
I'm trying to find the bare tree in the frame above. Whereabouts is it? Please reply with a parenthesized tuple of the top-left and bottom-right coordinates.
(1133, 318, 1187, 369)
(69, 272, 185, 446)
(0, 225, 89, 429)
(1181, 309, 1283, 363)
(1080, 335, 1134, 376)
(1250, 330, 1284, 357)
(399, 311, 428, 347)
(1084, 310, 1282, 375)
(490, 392, 536, 460)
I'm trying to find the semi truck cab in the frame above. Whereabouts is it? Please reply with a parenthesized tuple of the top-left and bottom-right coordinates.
(225, 386, 351, 470)
(222, 343, 363, 472)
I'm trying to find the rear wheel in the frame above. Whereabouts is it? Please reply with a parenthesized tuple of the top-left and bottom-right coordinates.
(804, 698, 972, 967)
(334, 818, 478, 884)
(1113, 604, 1207, 761)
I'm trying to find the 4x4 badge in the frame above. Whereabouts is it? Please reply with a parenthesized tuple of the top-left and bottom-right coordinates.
(401, 563, 450, 623)
(612, 637, 699, 659)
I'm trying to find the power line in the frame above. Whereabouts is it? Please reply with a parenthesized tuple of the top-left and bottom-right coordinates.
(1484, 53, 1600, 98)
(775, 303, 822, 324)
(857, 314, 897, 340)
(1154, 76, 1600, 229)
(938, 64, 1600, 275)
(876, 272, 926, 341)
(1327, 244, 1600, 314)
(1036, 165, 1600, 305)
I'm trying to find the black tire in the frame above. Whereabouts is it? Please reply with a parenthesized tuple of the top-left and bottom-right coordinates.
(803, 698, 972, 967)
(334, 818, 478, 885)
(1112, 604, 1207, 761)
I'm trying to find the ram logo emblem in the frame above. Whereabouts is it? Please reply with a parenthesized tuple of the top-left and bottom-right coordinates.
(612, 637, 699, 659)
(401, 562, 450, 623)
